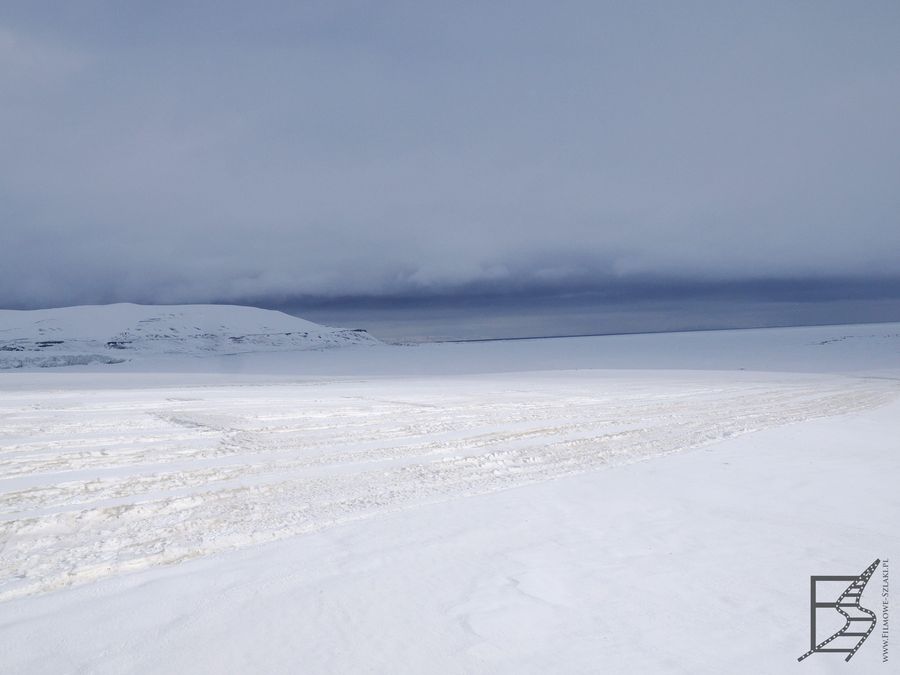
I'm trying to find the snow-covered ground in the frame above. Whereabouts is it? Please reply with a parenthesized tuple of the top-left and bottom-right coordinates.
(1, 316, 898, 673)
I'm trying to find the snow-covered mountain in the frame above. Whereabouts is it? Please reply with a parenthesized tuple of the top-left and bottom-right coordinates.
(0, 303, 379, 368)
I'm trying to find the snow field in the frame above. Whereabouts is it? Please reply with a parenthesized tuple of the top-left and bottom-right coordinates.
(1, 371, 893, 602)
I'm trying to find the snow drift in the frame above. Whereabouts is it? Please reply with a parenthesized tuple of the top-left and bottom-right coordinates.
(0, 303, 378, 369)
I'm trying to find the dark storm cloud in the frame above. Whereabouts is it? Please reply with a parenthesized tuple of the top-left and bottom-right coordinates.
(1, 1, 899, 309)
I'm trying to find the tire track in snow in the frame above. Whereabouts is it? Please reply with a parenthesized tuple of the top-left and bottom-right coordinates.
(0, 375, 895, 600)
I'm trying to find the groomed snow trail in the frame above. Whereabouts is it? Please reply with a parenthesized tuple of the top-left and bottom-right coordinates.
(0, 372, 894, 600)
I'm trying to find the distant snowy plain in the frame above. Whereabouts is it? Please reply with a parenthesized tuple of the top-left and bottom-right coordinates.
(1, 307, 898, 673)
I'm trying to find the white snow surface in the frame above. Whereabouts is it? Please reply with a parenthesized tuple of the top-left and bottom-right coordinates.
(0, 303, 378, 369)
(1, 318, 899, 673)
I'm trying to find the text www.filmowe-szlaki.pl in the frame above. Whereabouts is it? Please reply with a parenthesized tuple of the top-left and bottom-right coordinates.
(882, 559, 890, 664)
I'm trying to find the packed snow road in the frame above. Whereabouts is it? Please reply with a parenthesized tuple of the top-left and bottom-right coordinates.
(0, 370, 894, 602)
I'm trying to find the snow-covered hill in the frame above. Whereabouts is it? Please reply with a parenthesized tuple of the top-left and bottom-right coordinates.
(0, 304, 378, 368)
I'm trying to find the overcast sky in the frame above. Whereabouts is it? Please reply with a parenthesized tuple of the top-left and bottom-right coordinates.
(1, 1, 899, 310)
